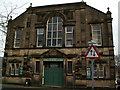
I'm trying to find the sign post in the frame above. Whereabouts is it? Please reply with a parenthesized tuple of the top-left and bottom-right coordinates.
(91, 60, 94, 90)
(85, 41, 100, 90)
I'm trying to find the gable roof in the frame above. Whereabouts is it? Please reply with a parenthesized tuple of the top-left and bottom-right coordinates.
(12, 1, 107, 24)
(29, 1, 106, 15)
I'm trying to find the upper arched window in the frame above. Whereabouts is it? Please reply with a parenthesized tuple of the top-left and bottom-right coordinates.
(46, 16, 63, 47)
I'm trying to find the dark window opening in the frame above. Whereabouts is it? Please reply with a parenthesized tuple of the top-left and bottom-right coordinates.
(67, 61, 72, 75)
(36, 61, 40, 73)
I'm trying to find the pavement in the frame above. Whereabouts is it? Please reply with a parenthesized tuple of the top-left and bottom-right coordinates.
(1, 84, 117, 90)
(1, 84, 80, 90)
(2, 84, 40, 88)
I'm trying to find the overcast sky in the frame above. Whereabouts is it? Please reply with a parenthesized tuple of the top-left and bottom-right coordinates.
(0, 0, 119, 56)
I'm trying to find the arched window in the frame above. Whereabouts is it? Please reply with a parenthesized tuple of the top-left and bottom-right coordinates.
(46, 16, 63, 47)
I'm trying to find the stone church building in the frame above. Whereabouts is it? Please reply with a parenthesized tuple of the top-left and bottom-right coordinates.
(3, 1, 115, 88)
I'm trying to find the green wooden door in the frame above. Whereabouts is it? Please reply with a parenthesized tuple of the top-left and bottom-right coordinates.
(44, 64, 64, 86)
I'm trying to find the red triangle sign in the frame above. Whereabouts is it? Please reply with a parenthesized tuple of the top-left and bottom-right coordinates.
(85, 44, 100, 59)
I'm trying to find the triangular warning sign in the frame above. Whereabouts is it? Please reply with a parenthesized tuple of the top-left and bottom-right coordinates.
(85, 44, 100, 59)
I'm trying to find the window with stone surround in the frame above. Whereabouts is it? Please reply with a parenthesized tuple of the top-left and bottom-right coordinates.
(37, 28, 44, 47)
(94, 64, 104, 78)
(10, 64, 14, 75)
(35, 61, 40, 73)
(91, 25, 102, 46)
(65, 26, 73, 47)
(46, 16, 63, 47)
(67, 61, 73, 75)
(10, 63, 20, 76)
(14, 29, 22, 48)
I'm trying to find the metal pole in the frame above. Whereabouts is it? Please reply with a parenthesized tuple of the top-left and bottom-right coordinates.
(73, 70, 75, 89)
(91, 60, 94, 90)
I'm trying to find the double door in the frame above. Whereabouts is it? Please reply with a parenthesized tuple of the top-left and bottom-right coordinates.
(44, 62, 64, 86)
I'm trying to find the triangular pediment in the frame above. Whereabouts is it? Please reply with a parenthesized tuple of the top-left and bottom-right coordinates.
(40, 49, 66, 58)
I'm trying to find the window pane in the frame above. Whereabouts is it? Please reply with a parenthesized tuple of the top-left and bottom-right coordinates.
(38, 41, 43, 46)
(11, 64, 15, 75)
(58, 39, 62, 46)
(16, 30, 22, 39)
(16, 33, 21, 39)
(58, 23, 62, 30)
(48, 24, 52, 31)
(67, 27, 72, 32)
(52, 39, 56, 46)
(99, 71, 104, 77)
(15, 39, 20, 42)
(97, 36, 101, 39)
(67, 40, 72, 45)
(99, 65, 103, 70)
(97, 31, 101, 34)
(15, 64, 19, 75)
(48, 32, 51, 38)
(47, 39, 51, 46)
(98, 42, 101, 45)
(53, 16, 57, 23)
(93, 31, 97, 35)
(53, 32, 57, 38)
(37, 28, 44, 34)
(38, 35, 44, 46)
(38, 35, 43, 40)
(68, 61, 72, 74)
(37, 43, 42, 47)
(53, 24, 57, 31)
(93, 25, 101, 30)
(12, 64, 14, 69)
(58, 31, 62, 38)
(58, 17, 63, 22)
(67, 33, 72, 38)
(48, 18, 52, 23)
(16, 64, 19, 69)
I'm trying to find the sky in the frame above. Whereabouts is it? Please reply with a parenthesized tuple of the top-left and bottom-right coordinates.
(0, 0, 119, 56)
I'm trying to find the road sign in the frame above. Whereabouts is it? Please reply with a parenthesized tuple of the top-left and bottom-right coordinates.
(85, 42, 100, 90)
(85, 44, 100, 59)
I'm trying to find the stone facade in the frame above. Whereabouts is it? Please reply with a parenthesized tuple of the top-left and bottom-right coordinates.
(3, 1, 115, 88)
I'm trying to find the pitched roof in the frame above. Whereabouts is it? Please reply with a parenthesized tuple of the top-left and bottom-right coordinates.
(13, 1, 107, 22)
(29, 1, 106, 14)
